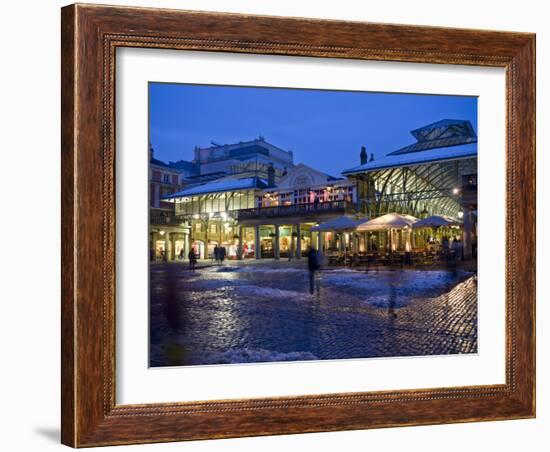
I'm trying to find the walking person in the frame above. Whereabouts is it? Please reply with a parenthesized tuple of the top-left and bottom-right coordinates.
(188, 247, 197, 271)
(308, 248, 321, 295)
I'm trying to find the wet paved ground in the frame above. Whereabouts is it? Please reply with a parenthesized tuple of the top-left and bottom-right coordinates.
(150, 261, 477, 367)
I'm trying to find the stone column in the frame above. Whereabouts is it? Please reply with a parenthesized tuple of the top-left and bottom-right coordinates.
(274, 225, 280, 260)
(183, 231, 190, 261)
(169, 233, 176, 260)
(352, 232, 359, 254)
(254, 225, 261, 259)
(150, 231, 158, 261)
(163, 232, 170, 261)
(296, 223, 302, 259)
(237, 226, 244, 260)
(463, 207, 473, 260)
(330, 231, 337, 250)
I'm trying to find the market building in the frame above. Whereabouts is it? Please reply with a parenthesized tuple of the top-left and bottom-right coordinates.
(342, 119, 478, 258)
(159, 140, 361, 260)
(154, 138, 299, 260)
(236, 163, 358, 259)
(151, 119, 478, 262)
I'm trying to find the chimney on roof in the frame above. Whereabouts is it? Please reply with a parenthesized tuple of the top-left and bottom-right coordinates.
(267, 163, 276, 187)
(369, 153, 374, 162)
(360, 146, 368, 165)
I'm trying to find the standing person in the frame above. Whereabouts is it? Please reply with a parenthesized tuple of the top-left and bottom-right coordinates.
(457, 236, 464, 261)
(220, 246, 226, 264)
(213, 244, 219, 264)
(178, 247, 184, 261)
(188, 247, 197, 271)
(442, 235, 450, 261)
(308, 248, 321, 295)
(451, 236, 460, 261)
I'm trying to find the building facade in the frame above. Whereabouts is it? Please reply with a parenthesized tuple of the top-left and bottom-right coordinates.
(158, 139, 361, 260)
(150, 119, 478, 262)
(343, 119, 478, 257)
(149, 147, 189, 261)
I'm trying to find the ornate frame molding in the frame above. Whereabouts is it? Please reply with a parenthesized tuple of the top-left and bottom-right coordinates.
(62, 4, 535, 447)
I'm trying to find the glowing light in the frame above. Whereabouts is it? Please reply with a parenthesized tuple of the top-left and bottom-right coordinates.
(193, 214, 199, 220)
(452, 187, 460, 195)
(159, 230, 165, 236)
(458, 211, 464, 219)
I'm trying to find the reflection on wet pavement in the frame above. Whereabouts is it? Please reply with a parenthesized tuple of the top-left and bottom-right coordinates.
(150, 263, 477, 367)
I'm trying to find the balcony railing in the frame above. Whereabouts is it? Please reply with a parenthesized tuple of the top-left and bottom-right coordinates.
(150, 213, 188, 226)
(236, 200, 355, 220)
(150, 200, 356, 225)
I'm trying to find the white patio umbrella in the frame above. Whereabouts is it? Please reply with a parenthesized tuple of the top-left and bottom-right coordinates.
(311, 216, 367, 254)
(412, 215, 460, 228)
(356, 213, 418, 231)
(357, 213, 418, 252)
(311, 215, 368, 232)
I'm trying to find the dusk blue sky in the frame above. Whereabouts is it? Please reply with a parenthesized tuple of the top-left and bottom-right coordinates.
(149, 83, 477, 176)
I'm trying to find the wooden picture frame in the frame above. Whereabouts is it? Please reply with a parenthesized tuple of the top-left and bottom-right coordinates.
(61, 3, 535, 447)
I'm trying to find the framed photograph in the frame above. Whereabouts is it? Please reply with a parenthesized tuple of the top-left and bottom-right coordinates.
(61, 3, 535, 447)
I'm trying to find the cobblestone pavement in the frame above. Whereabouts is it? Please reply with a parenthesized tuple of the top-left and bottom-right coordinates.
(150, 262, 477, 366)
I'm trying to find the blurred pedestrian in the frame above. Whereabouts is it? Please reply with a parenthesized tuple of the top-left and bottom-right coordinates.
(188, 247, 197, 271)
(308, 248, 321, 294)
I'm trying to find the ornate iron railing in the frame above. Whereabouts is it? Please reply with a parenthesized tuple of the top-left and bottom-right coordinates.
(150, 200, 356, 225)
(149, 213, 188, 226)
(236, 200, 355, 220)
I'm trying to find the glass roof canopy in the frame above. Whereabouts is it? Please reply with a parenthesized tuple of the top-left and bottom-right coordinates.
(343, 119, 478, 219)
